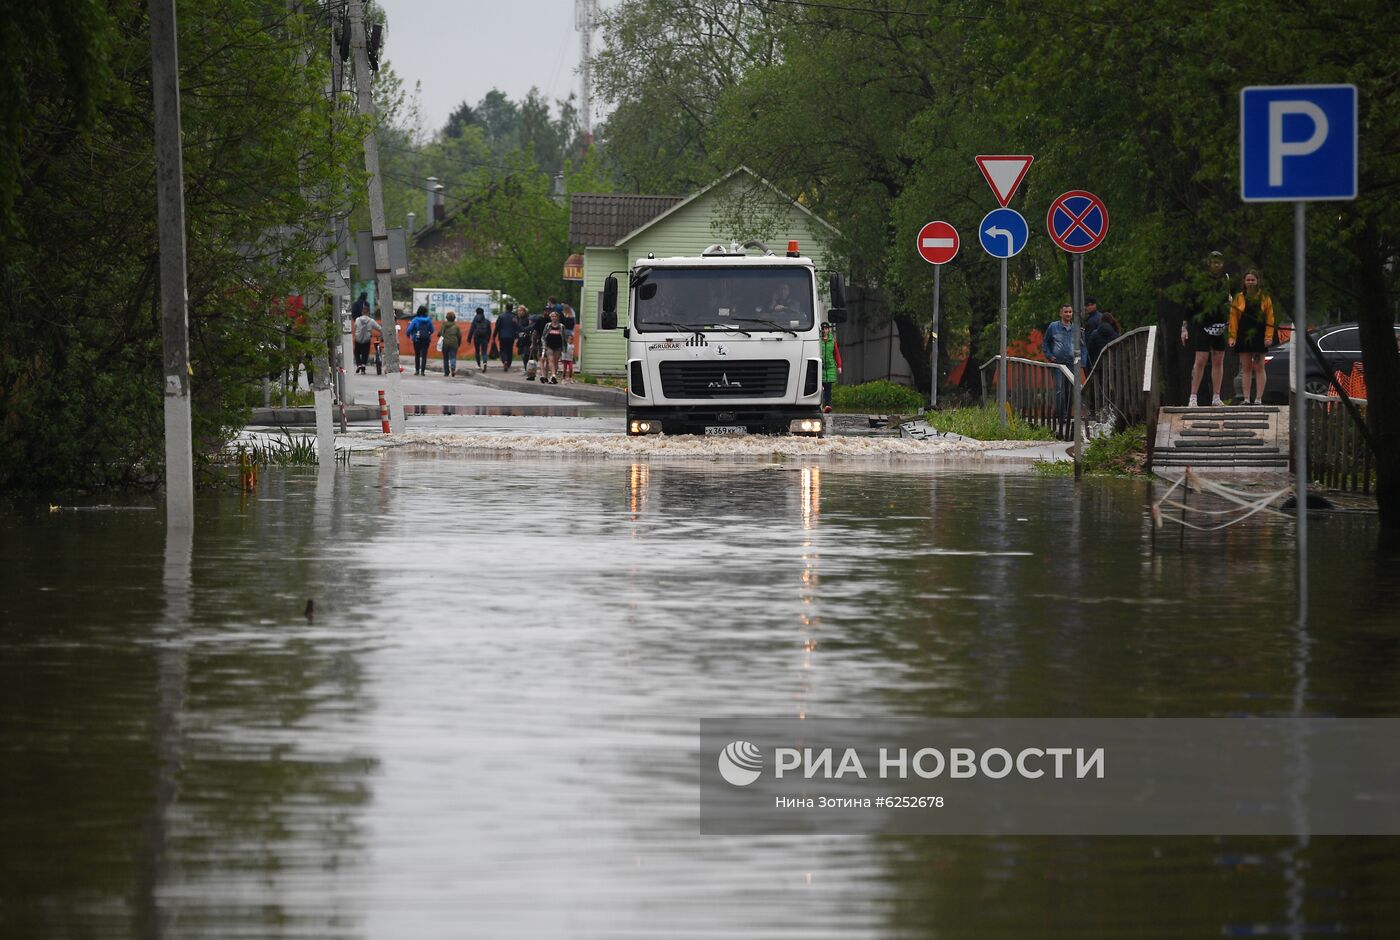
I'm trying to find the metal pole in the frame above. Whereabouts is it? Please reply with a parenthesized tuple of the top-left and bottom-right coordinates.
(1294, 201, 1308, 615)
(348, 0, 405, 429)
(998, 257, 1008, 427)
(1072, 254, 1085, 478)
(930, 266, 941, 410)
(149, 0, 194, 529)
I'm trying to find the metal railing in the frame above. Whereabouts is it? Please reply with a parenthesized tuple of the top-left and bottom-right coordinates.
(978, 326, 1157, 442)
(1083, 326, 1156, 427)
(1305, 392, 1373, 494)
(978, 355, 1078, 440)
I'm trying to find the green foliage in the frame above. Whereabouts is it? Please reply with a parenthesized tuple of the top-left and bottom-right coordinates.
(1034, 426, 1148, 477)
(218, 431, 348, 469)
(924, 406, 1056, 443)
(1, 0, 364, 491)
(832, 380, 924, 415)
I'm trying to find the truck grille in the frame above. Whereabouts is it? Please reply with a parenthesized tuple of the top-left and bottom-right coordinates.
(658, 360, 790, 399)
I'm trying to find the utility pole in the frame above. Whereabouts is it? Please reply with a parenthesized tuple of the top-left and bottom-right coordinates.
(348, 0, 405, 429)
(149, 0, 194, 527)
(576, 0, 598, 143)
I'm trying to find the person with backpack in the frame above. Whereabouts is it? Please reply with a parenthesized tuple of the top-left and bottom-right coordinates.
(439, 311, 462, 377)
(407, 305, 435, 375)
(493, 303, 520, 372)
(351, 299, 381, 374)
(468, 308, 493, 372)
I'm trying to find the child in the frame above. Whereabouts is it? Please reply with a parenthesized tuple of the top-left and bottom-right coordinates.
(560, 340, 575, 382)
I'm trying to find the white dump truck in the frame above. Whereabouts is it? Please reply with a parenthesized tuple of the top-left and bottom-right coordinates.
(600, 240, 847, 437)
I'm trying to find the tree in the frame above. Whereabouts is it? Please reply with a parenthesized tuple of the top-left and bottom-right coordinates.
(1, 0, 364, 490)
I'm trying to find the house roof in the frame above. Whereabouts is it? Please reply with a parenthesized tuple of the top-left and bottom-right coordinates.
(614, 166, 840, 246)
(568, 193, 685, 248)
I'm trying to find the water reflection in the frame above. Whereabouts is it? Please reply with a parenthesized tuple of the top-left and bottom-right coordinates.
(3, 458, 1398, 938)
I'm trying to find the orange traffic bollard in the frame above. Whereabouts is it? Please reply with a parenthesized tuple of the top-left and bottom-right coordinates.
(378, 389, 390, 433)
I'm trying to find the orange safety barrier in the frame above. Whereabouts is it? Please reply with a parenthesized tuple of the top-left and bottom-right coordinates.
(378, 389, 390, 433)
(1330, 362, 1366, 400)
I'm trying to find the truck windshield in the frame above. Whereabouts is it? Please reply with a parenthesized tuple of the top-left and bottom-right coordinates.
(633, 268, 814, 332)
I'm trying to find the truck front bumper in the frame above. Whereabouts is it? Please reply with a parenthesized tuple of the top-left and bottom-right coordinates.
(626, 405, 825, 437)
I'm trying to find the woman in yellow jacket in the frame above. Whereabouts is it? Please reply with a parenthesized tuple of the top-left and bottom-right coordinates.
(1228, 269, 1275, 405)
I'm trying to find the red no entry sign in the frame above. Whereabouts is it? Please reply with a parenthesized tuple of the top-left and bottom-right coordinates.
(1046, 190, 1109, 253)
(916, 220, 960, 265)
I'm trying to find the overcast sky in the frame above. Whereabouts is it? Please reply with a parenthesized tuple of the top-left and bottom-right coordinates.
(382, 0, 610, 138)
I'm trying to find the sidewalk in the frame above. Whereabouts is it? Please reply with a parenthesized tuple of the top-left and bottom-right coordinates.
(459, 363, 626, 405)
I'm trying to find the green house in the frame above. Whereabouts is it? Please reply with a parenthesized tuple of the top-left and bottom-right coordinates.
(569, 167, 839, 374)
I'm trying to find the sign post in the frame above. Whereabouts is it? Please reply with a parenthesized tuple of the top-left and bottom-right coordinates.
(979, 208, 1029, 426)
(975, 156, 1034, 428)
(1240, 83, 1358, 615)
(916, 221, 960, 409)
(1047, 190, 1110, 476)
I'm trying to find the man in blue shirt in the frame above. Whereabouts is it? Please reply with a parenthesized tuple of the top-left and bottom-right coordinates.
(1041, 303, 1087, 418)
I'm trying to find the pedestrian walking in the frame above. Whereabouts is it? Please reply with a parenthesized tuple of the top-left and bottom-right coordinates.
(541, 309, 566, 383)
(468, 307, 492, 372)
(407, 305, 435, 375)
(439, 311, 462, 377)
(1181, 250, 1232, 406)
(351, 302, 381, 374)
(493, 303, 519, 372)
(1228, 269, 1275, 405)
(819, 321, 841, 413)
(1041, 303, 1088, 418)
(560, 338, 575, 382)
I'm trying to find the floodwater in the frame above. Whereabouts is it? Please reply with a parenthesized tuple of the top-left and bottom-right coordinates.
(3, 452, 1399, 938)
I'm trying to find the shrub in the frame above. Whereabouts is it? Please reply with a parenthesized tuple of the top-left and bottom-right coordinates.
(832, 380, 924, 414)
(1034, 424, 1147, 476)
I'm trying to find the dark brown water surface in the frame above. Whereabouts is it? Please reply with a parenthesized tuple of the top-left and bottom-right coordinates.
(3, 455, 1398, 938)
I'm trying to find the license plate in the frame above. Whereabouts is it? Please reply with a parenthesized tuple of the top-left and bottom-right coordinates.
(704, 425, 747, 436)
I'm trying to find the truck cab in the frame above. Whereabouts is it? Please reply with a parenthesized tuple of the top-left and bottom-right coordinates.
(601, 241, 846, 437)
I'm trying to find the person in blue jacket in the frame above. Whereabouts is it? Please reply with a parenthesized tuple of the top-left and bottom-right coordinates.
(407, 305, 435, 375)
(1041, 303, 1088, 418)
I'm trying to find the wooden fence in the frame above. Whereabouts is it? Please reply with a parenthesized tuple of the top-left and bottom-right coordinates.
(1305, 393, 1373, 494)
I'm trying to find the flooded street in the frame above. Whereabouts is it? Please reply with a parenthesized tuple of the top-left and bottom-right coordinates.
(4, 453, 1399, 938)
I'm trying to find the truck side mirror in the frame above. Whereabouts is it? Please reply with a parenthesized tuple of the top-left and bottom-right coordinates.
(829, 273, 847, 309)
(827, 272, 847, 323)
(600, 276, 619, 330)
(823, 274, 845, 325)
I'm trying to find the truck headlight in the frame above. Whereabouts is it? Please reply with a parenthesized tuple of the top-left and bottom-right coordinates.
(790, 418, 824, 435)
(629, 419, 661, 435)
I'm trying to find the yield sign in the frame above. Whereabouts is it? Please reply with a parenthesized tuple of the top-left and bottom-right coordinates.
(976, 154, 1034, 207)
(1046, 190, 1109, 253)
(916, 220, 959, 265)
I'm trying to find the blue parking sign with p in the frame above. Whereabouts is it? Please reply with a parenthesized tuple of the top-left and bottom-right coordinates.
(1241, 84, 1357, 202)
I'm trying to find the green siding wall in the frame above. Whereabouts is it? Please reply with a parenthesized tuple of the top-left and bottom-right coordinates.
(577, 175, 836, 375)
(579, 247, 626, 374)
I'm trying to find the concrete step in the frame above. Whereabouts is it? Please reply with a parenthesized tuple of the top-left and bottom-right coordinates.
(1169, 439, 1273, 449)
(1162, 406, 1282, 415)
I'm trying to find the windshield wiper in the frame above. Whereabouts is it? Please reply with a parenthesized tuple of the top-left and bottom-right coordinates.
(731, 316, 798, 336)
(704, 323, 752, 337)
(645, 319, 705, 337)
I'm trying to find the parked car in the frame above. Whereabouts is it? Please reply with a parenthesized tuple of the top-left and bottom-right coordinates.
(1261, 321, 1400, 403)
